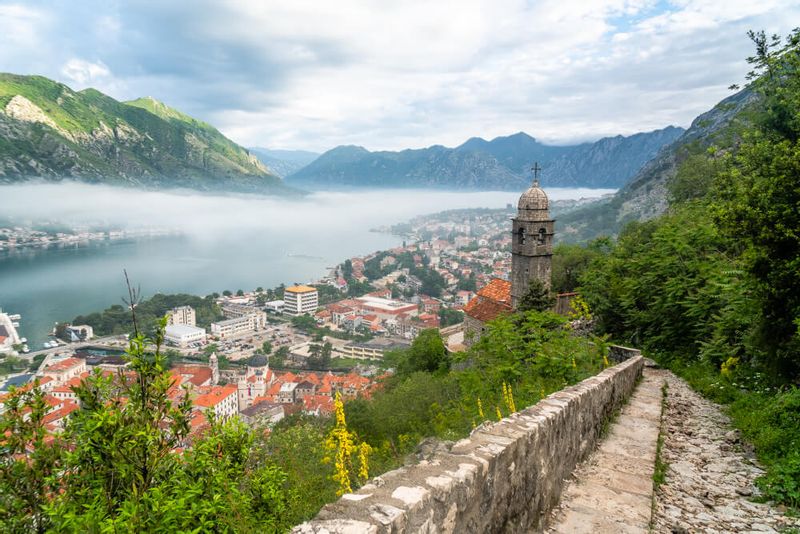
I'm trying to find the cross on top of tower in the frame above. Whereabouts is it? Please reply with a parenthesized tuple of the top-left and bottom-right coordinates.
(531, 162, 542, 186)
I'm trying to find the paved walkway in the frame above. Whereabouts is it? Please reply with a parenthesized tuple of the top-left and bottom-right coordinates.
(545, 368, 665, 533)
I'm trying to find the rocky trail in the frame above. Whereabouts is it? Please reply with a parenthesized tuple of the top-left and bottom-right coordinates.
(545, 366, 800, 533)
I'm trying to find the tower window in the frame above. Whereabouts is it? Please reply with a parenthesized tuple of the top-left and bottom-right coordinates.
(538, 228, 546, 244)
(518, 227, 526, 245)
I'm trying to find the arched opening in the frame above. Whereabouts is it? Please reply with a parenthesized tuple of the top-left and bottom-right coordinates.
(517, 227, 526, 245)
(538, 227, 546, 245)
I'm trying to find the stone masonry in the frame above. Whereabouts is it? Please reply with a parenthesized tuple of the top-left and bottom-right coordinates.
(293, 353, 644, 533)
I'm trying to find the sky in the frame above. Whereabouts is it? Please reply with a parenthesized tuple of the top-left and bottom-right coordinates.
(1, 1, 798, 152)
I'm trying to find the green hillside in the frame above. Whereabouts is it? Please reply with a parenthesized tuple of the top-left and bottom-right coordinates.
(0, 73, 296, 194)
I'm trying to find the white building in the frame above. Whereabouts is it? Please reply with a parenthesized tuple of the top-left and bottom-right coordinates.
(0, 310, 22, 354)
(210, 312, 266, 339)
(194, 384, 238, 420)
(164, 324, 207, 348)
(283, 285, 319, 316)
(265, 300, 285, 313)
(167, 306, 196, 327)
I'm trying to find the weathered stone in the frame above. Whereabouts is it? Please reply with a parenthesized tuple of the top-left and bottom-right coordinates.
(292, 355, 645, 533)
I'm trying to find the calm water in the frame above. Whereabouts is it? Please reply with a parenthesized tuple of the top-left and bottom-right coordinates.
(0, 184, 614, 348)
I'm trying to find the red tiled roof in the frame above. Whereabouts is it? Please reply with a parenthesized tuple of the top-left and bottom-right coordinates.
(464, 297, 512, 323)
(476, 278, 511, 304)
(193, 384, 237, 408)
(44, 357, 84, 373)
(171, 366, 212, 387)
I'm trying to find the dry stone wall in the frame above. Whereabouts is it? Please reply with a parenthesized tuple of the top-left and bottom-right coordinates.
(294, 351, 644, 534)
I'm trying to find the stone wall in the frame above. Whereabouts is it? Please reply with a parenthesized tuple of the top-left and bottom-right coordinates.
(293, 352, 644, 534)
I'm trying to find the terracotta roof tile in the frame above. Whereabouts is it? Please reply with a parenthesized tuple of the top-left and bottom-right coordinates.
(476, 278, 511, 304)
(464, 297, 512, 323)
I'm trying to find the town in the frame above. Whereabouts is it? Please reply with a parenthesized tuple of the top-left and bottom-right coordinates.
(0, 197, 573, 438)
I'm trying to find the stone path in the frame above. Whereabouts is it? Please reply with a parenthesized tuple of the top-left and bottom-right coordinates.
(545, 366, 800, 534)
(652, 373, 800, 534)
(545, 368, 664, 533)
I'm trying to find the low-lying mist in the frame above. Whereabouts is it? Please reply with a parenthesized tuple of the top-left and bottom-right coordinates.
(0, 182, 613, 241)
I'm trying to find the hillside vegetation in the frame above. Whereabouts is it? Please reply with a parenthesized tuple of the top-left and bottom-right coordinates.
(0, 74, 295, 194)
(558, 88, 758, 242)
(571, 30, 800, 508)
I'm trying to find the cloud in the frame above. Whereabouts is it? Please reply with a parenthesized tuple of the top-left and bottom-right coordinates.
(60, 59, 111, 86)
(0, 0, 798, 151)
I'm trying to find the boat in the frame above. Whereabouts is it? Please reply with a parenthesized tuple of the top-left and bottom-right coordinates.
(21, 345, 29, 353)
(20, 337, 27, 343)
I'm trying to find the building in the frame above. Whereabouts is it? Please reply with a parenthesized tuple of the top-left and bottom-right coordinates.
(167, 306, 196, 327)
(0, 310, 22, 354)
(210, 311, 266, 339)
(353, 295, 418, 321)
(193, 384, 239, 420)
(510, 169, 554, 307)
(164, 324, 207, 348)
(222, 303, 260, 319)
(462, 169, 554, 345)
(63, 324, 94, 342)
(283, 285, 319, 316)
(336, 339, 411, 360)
(239, 401, 284, 426)
(265, 300, 285, 313)
(39, 357, 87, 386)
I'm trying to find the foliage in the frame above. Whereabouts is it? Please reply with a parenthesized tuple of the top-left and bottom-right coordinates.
(324, 393, 370, 495)
(551, 241, 609, 294)
(388, 329, 449, 377)
(516, 278, 555, 313)
(438, 308, 464, 327)
(307, 342, 333, 370)
(1, 313, 297, 531)
(71, 292, 224, 337)
(574, 29, 800, 508)
(0, 381, 62, 533)
(0, 355, 30, 376)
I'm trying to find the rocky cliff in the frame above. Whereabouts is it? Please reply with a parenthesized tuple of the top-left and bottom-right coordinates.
(0, 74, 294, 194)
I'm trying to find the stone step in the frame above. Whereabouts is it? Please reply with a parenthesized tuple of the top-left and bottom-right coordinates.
(544, 369, 665, 534)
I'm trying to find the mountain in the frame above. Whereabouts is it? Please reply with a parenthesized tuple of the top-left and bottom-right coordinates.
(0, 74, 295, 194)
(248, 147, 319, 178)
(287, 127, 684, 190)
(557, 88, 759, 243)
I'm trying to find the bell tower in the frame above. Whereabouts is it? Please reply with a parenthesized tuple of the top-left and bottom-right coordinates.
(511, 163, 554, 308)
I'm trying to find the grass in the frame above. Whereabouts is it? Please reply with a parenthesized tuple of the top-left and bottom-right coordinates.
(652, 381, 669, 489)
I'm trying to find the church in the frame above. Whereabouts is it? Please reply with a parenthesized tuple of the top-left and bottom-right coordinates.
(463, 167, 554, 345)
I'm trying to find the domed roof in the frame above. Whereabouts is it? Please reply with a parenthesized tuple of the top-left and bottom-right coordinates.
(518, 181, 549, 211)
(247, 354, 268, 368)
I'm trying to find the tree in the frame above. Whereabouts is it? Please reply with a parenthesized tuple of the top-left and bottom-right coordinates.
(438, 308, 464, 327)
(271, 346, 289, 368)
(261, 341, 273, 355)
(236, 289, 245, 296)
(222, 290, 232, 297)
(0, 381, 62, 533)
(517, 278, 554, 313)
(395, 329, 449, 377)
(712, 28, 800, 379)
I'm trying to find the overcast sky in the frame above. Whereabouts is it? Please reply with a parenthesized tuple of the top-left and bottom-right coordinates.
(1, 1, 798, 152)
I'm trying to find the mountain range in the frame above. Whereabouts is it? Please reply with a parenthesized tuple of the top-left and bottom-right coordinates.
(286, 127, 684, 190)
(557, 87, 758, 242)
(0, 74, 294, 194)
(248, 148, 320, 178)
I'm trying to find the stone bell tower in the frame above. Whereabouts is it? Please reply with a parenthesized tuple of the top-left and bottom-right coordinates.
(511, 163, 554, 308)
